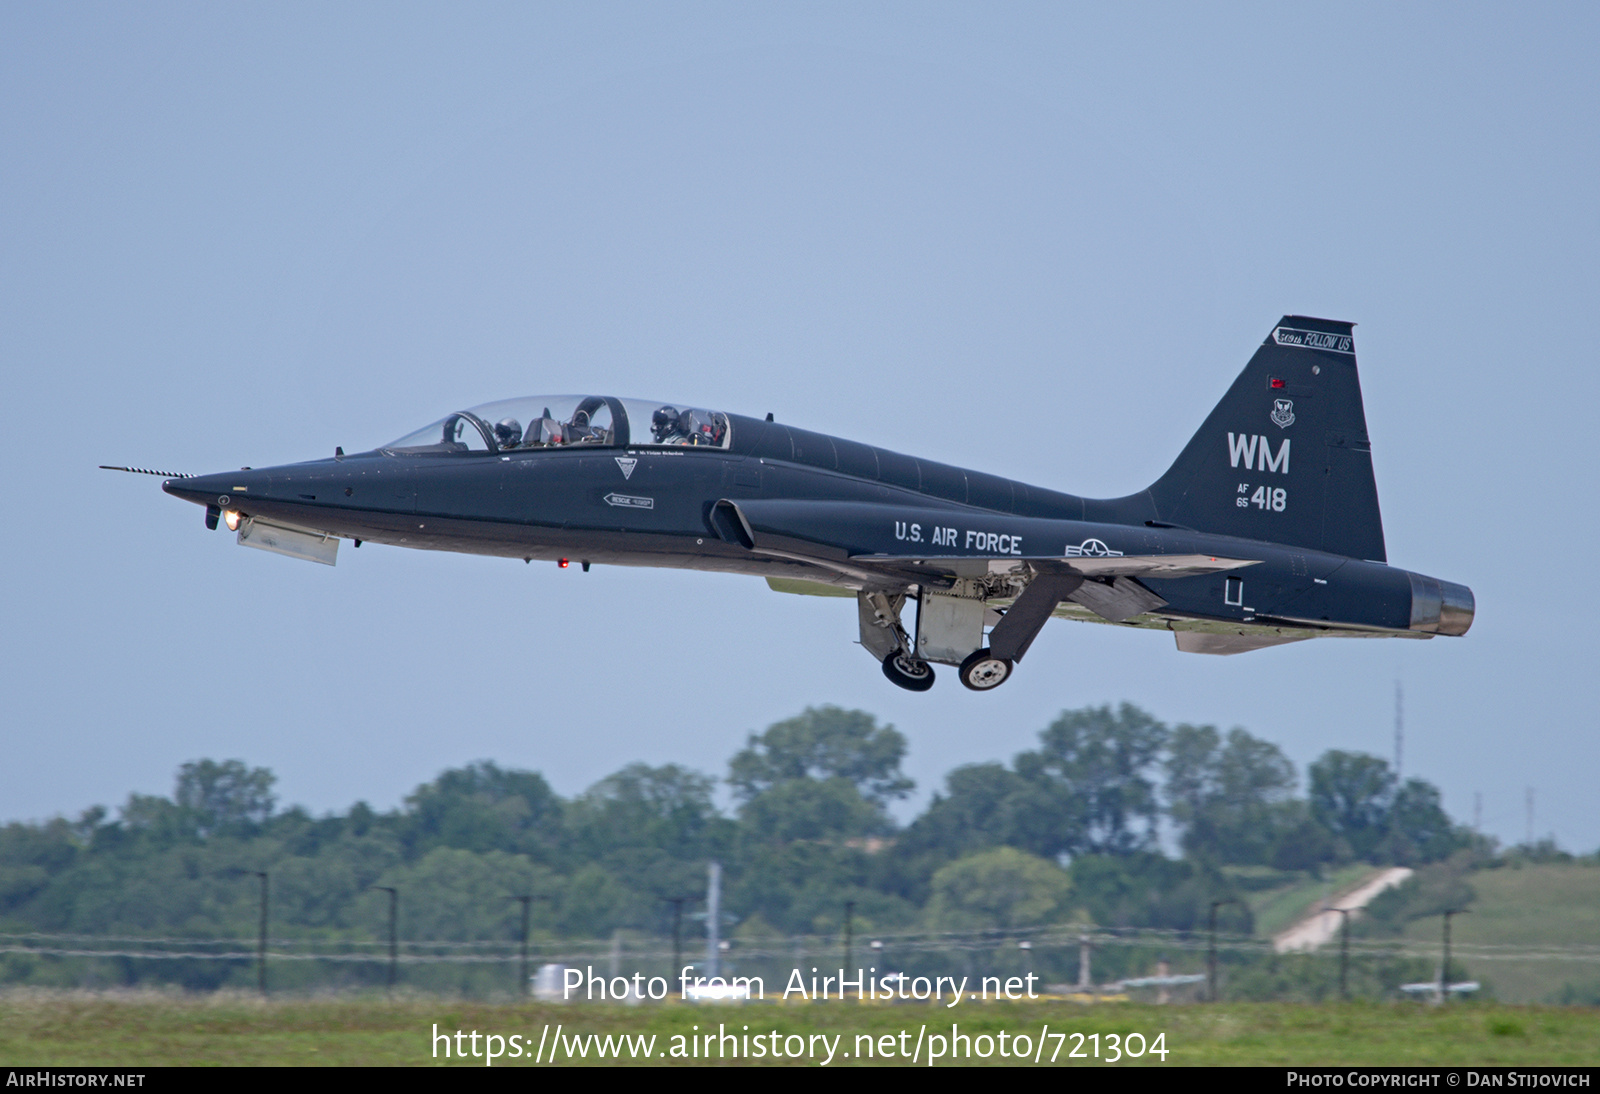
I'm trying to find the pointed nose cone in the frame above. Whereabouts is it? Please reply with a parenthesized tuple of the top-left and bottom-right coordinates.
(162, 476, 205, 505)
(163, 469, 271, 509)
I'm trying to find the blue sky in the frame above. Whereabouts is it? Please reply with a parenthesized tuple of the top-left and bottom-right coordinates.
(3, 3, 1596, 849)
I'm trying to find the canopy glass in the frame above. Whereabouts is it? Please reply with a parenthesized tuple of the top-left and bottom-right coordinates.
(383, 396, 731, 454)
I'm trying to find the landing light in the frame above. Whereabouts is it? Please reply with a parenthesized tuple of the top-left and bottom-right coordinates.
(223, 509, 244, 531)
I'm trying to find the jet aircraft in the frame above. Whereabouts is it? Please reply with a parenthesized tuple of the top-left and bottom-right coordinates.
(134, 316, 1473, 691)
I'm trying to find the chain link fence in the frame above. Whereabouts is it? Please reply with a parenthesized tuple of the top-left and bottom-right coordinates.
(7, 926, 1597, 1000)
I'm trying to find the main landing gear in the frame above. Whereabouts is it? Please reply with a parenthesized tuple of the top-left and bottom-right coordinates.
(861, 591, 937, 692)
(957, 648, 1013, 691)
(859, 588, 1021, 693)
(859, 574, 1082, 693)
(881, 650, 936, 692)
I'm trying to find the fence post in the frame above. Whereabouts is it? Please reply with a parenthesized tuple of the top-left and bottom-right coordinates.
(373, 887, 398, 992)
(254, 871, 268, 996)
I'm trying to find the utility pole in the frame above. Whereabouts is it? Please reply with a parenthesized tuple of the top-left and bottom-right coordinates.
(375, 887, 398, 992)
(1526, 788, 1535, 847)
(1474, 792, 1482, 834)
(1394, 679, 1403, 780)
(512, 895, 532, 997)
(254, 871, 269, 996)
(1333, 908, 1352, 1000)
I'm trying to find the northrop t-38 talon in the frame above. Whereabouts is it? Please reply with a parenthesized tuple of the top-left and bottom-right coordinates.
(135, 317, 1473, 691)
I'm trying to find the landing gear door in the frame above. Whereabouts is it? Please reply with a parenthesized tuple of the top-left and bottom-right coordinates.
(916, 593, 984, 666)
(858, 592, 904, 663)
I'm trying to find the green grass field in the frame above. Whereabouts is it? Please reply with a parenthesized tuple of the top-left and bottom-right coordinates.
(1245, 863, 1377, 940)
(1394, 863, 1600, 1004)
(2, 993, 1596, 1066)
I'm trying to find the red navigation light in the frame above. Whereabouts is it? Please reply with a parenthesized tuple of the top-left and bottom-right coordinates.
(558, 558, 569, 568)
(1269, 377, 1286, 389)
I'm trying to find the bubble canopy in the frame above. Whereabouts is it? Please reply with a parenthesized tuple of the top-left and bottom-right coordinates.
(382, 396, 731, 454)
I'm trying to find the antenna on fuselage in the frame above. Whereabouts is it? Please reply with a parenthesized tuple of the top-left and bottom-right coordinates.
(1394, 678, 1403, 781)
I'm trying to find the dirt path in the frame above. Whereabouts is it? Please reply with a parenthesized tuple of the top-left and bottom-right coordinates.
(1272, 866, 1413, 953)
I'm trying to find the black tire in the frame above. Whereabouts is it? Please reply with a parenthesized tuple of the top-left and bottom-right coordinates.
(958, 648, 1013, 691)
(881, 650, 936, 692)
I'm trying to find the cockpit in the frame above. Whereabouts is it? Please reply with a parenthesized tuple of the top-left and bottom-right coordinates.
(382, 395, 731, 455)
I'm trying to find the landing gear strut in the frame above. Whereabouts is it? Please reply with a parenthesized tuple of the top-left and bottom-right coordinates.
(861, 589, 937, 691)
(882, 649, 936, 692)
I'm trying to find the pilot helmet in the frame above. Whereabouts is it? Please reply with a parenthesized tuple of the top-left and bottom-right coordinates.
(677, 409, 705, 443)
(652, 406, 680, 440)
(494, 418, 523, 449)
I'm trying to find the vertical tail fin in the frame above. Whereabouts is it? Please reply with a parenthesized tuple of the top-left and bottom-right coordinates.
(1146, 316, 1386, 562)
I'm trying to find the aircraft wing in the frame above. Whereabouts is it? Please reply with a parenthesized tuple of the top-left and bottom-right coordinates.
(850, 552, 1257, 579)
(713, 498, 1261, 583)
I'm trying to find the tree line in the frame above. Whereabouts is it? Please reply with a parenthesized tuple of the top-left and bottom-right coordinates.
(0, 703, 1475, 988)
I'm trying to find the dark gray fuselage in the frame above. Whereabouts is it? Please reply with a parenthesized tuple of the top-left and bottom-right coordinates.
(163, 412, 1447, 639)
